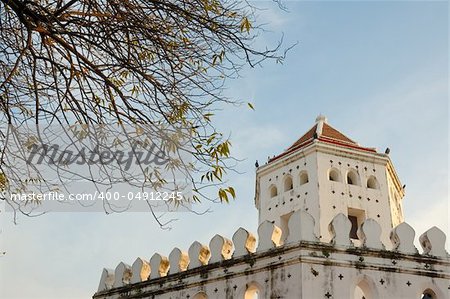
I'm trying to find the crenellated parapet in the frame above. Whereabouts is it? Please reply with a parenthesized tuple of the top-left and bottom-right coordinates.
(94, 210, 449, 299)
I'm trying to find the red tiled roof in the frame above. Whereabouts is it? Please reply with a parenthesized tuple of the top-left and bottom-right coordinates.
(322, 123, 355, 144)
(287, 123, 356, 151)
(286, 125, 318, 150)
(269, 119, 376, 163)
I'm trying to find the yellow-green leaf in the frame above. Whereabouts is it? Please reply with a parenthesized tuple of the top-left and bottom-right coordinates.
(203, 113, 214, 121)
(240, 17, 251, 33)
(227, 186, 236, 199)
(218, 189, 228, 203)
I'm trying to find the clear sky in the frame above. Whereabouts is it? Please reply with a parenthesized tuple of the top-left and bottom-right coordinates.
(0, 1, 448, 298)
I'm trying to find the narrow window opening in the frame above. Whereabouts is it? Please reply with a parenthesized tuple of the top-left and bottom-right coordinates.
(270, 185, 277, 198)
(348, 215, 358, 239)
(284, 176, 293, 191)
(299, 172, 309, 185)
(329, 169, 341, 182)
(280, 212, 294, 242)
(367, 176, 379, 189)
(348, 208, 365, 240)
(347, 170, 360, 186)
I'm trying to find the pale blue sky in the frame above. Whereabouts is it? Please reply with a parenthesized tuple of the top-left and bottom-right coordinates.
(0, 2, 448, 298)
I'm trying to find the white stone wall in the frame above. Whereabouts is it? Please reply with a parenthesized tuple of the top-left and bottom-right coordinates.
(315, 146, 393, 247)
(386, 165, 405, 227)
(94, 211, 450, 299)
(256, 148, 319, 240)
(255, 140, 405, 249)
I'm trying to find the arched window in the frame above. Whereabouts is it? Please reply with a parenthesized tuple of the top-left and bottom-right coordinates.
(421, 289, 436, 299)
(299, 171, 309, 185)
(354, 284, 367, 299)
(353, 276, 377, 299)
(328, 168, 341, 182)
(269, 185, 277, 198)
(347, 170, 360, 186)
(366, 176, 379, 189)
(284, 176, 293, 191)
(193, 292, 208, 299)
(244, 283, 261, 299)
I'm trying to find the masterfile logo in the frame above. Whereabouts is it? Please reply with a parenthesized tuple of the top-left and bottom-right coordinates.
(1, 123, 192, 212)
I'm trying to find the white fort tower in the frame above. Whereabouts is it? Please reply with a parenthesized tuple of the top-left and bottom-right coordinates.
(255, 115, 404, 247)
(94, 116, 449, 299)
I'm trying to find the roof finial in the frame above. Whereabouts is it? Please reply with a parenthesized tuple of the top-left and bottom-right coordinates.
(315, 114, 328, 124)
(315, 114, 327, 137)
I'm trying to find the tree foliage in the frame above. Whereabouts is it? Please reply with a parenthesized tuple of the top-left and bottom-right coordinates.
(0, 0, 285, 223)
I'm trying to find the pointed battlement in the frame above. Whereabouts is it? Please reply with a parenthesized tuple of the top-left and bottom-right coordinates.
(95, 212, 449, 299)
